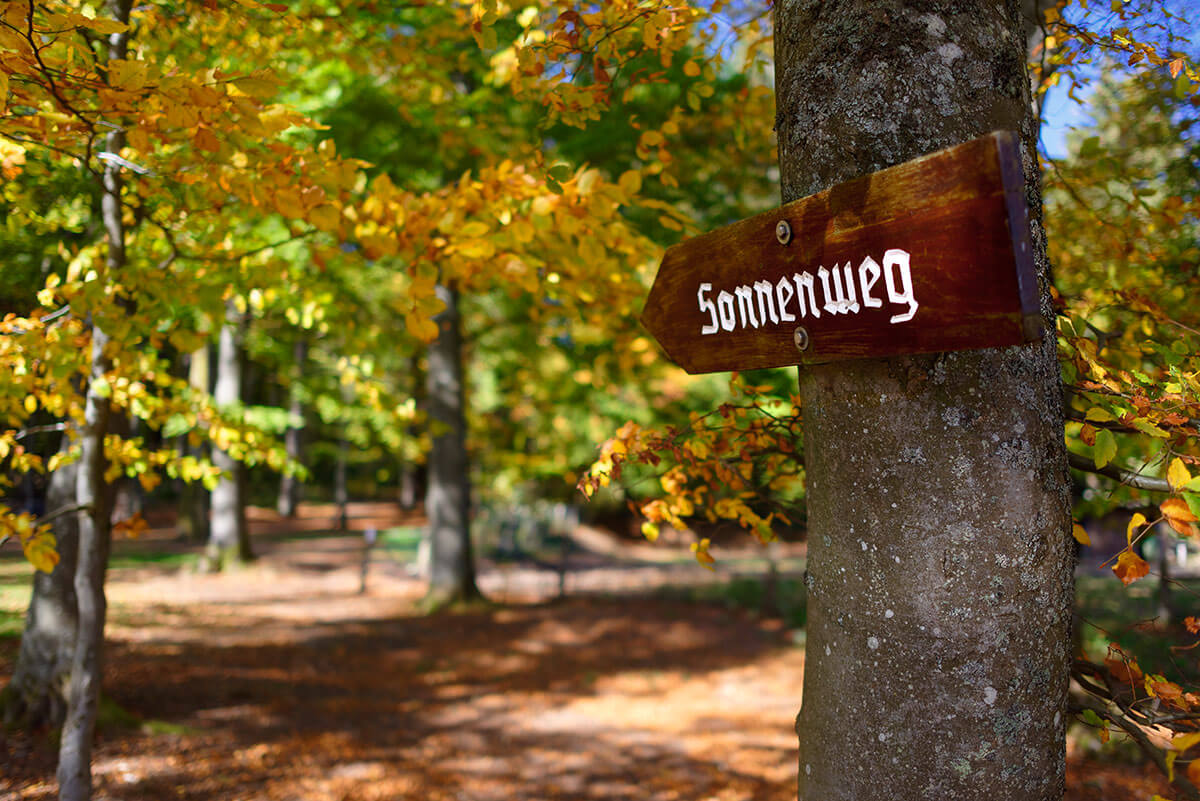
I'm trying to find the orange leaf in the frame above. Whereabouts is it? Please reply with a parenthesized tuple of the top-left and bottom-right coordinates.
(1105, 651, 1143, 685)
(1079, 423, 1097, 447)
(1113, 549, 1149, 586)
(194, 126, 220, 153)
(1072, 523, 1091, 546)
(1162, 498, 1199, 537)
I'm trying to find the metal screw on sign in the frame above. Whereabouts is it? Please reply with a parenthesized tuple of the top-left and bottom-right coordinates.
(775, 220, 792, 246)
(793, 326, 810, 352)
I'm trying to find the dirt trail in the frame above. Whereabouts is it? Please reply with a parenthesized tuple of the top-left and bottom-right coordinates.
(0, 506, 1179, 800)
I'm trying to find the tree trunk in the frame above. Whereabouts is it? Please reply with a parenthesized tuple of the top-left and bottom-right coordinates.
(399, 353, 422, 511)
(57, 5, 130, 795)
(335, 380, 351, 531)
(1157, 526, 1174, 626)
(775, 3, 1073, 799)
(277, 338, 307, 518)
(177, 346, 210, 542)
(2, 457, 79, 732)
(203, 303, 252, 570)
(423, 283, 481, 609)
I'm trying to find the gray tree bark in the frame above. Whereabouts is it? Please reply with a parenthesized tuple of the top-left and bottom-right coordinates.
(203, 302, 252, 569)
(2, 457, 78, 731)
(277, 338, 307, 518)
(423, 284, 481, 609)
(775, 2, 1073, 799)
(56, 4, 130, 795)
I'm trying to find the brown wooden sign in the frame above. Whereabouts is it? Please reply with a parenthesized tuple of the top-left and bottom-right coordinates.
(641, 131, 1042, 374)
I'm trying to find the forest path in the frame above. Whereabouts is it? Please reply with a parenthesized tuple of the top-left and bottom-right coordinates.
(0, 505, 1177, 800)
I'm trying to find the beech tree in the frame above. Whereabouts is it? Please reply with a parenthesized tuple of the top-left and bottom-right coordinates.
(775, 2, 1073, 797)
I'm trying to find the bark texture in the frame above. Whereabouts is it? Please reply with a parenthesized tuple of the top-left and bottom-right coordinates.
(775, 2, 1073, 799)
(423, 284, 481, 608)
(2, 458, 79, 731)
(204, 304, 252, 569)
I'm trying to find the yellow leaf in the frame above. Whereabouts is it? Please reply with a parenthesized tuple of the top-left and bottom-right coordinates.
(308, 204, 341, 233)
(459, 221, 490, 238)
(22, 530, 59, 574)
(1072, 523, 1091, 546)
(1113, 549, 1149, 586)
(641, 521, 660, 542)
(0, 71, 8, 116)
(618, 169, 642, 196)
(1084, 406, 1114, 422)
(455, 240, 495, 259)
(108, 59, 148, 92)
(23, 394, 36, 414)
(683, 60, 700, 77)
(406, 314, 439, 343)
(1169, 458, 1192, 493)
(1126, 512, 1147, 544)
(82, 17, 129, 34)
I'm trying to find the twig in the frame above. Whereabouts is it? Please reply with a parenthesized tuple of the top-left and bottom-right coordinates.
(1068, 450, 1171, 493)
(38, 502, 93, 528)
(1071, 691, 1200, 801)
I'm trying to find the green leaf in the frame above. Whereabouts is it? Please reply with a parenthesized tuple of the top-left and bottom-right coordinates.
(1093, 428, 1117, 468)
(162, 414, 191, 439)
(91, 376, 111, 399)
(1079, 136, 1102, 159)
(1176, 71, 1192, 100)
(1132, 419, 1169, 438)
(1184, 492, 1200, 522)
(1081, 708, 1104, 727)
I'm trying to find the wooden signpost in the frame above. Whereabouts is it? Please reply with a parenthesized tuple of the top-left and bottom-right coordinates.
(641, 131, 1041, 374)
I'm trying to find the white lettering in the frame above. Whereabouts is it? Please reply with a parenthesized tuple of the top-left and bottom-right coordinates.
(734, 285, 759, 328)
(776, 277, 796, 322)
(754, 280, 779, 325)
(818, 262, 860, 315)
(858, 257, 883, 308)
(883, 248, 918, 323)
(793, 271, 820, 319)
(693, 246, 917, 336)
(717, 291, 736, 331)
(698, 283, 719, 335)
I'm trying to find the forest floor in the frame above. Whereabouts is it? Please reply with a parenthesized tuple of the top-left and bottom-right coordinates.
(0, 502, 1181, 800)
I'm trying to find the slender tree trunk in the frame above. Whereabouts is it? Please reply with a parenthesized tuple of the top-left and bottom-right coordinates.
(277, 338, 307, 518)
(2, 456, 79, 731)
(57, 5, 131, 796)
(423, 283, 481, 609)
(1157, 527, 1174, 626)
(204, 303, 252, 569)
(177, 346, 211, 542)
(775, 3, 1073, 799)
(335, 379, 351, 531)
(399, 354, 422, 510)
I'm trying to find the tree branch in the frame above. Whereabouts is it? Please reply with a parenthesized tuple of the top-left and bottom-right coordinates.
(1071, 690, 1200, 801)
(1068, 450, 1172, 493)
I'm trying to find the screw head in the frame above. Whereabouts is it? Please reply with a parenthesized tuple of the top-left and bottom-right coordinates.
(793, 326, 810, 352)
(775, 219, 792, 246)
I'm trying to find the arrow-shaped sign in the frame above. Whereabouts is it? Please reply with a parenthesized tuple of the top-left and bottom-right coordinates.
(641, 131, 1042, 374)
